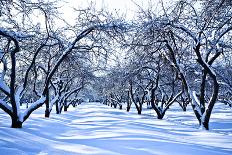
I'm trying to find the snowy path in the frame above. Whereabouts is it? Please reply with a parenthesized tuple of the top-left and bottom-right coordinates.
(0, 102, 232, 155)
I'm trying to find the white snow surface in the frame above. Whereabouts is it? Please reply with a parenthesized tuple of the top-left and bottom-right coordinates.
(0, 102, 232, 155)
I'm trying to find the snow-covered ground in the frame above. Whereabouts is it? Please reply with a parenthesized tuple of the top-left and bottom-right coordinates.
(0, 102, 232, 155)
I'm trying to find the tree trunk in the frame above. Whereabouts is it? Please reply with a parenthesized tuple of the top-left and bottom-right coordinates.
(44, 88, 50, 118)
(45, 108, 51, 117)
(64, 105, 68, 111)
(11, 116, 23, 128)
(119, 105, 122, 110)
(201, 80, 219, 130)
(126, 106, 131, 112)
(194, 43, 220, 130)
(103, 99, 107, 105)
(138, 109, 142, 115)
(192, 104, 202, 125)
(178, 101, 187, 112)
(202, 120, 209, 130)
(126, 99, 132, 112)
(60, 105, 63, 113)
(56, 106, 60, 114)
(183, 106, 186, 112)
(157, 113, 164, 119)
(126, 90, 131, 112)
(55, 101, 59, 114)
(134, 102, 142, 115)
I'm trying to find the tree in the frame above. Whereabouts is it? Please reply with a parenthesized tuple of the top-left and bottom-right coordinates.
(0, 0, 58, 128)
(161, 0, 232, 129)
(0, 0, 128, 128)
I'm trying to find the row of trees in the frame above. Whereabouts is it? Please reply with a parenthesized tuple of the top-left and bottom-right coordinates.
(0, 0, 125, 128)
(100, 0, 232, 130)
(0, 0, 231, 130)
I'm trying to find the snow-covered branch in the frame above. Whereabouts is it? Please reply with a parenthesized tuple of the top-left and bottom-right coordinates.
(0, 99, 13, 115)
(22, 96, 46, 122)
(168, 23, 198, 43)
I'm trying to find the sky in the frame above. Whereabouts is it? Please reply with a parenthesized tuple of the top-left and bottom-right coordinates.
(59, 0, 139, 25)
(65, 0, 140, 15)
(59, 0, 175, 24)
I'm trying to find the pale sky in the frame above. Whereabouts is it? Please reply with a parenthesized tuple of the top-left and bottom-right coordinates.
(59, 0, 175, 25)
(60, 0, 139, 24)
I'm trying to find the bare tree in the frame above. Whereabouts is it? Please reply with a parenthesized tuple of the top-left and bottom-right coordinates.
(0, 0, 128, 128)
(161, 0, 232, 129)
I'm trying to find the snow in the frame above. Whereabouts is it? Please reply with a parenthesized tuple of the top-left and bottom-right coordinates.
(190, 91, 202, 116)
(15, 86, 24, 118)
(0, 76, 10, 94)
(0, 99, 12, 113)
(0, 102, 232, 155)
(192, 92, 199, 105)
